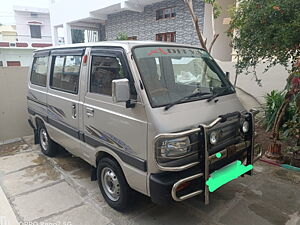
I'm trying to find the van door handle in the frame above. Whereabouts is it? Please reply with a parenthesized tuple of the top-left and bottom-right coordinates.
(86, 107, 94, 117)
(72, 103, 77, 119)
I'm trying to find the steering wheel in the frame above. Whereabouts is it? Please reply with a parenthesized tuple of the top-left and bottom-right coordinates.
(150, 88, 169, 95)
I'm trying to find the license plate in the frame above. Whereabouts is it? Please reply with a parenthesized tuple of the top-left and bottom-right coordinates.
(206, 160, 253, 192)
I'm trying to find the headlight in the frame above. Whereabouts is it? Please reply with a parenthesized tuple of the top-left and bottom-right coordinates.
(209, 131, 219, 145)
(242, 121, 250, 133)
(159, 137, 191, 158)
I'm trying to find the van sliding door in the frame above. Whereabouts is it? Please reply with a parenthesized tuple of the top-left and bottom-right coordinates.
(46, 48, 85, 157)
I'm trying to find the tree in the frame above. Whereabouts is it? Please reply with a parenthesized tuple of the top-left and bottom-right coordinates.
(183, 0, 221, 53)
(228, 0, 300, 158)
(71, 29, 85, 43)
(183, 0, 222, 87)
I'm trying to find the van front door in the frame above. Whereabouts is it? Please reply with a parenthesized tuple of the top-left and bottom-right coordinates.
(82, 48, 148, 193)
(47, 48, 85, 157)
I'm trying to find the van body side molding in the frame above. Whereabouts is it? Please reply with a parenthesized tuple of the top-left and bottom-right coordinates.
(27, 108, 147, 172)
(27, 107, 48, 123)
(85, 134, 147, 172)
(27, 96, 48, 107)
(48, 118, 80, 139)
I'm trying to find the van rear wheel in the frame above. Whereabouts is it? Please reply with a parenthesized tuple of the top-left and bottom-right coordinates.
(38, 125, 58, 157)
(97, 157, 132, 211)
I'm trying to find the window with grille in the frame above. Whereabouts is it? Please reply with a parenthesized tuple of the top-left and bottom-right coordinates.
(156, 7, 176, 20)
(30, 25, 41, 38)
(156, 32, 176, 42)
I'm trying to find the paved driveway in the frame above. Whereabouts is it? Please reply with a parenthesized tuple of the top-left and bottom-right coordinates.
(0, 136, 299, 225)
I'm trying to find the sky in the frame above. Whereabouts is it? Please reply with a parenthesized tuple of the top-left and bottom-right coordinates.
(0, 0, 50, 25)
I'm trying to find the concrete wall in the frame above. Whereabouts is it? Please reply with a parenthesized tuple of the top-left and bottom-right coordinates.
(0, 48, 34, 67)
(0, 67, 32, 141)
(217, 61, 289, 103)
(106, 0, 205, 45)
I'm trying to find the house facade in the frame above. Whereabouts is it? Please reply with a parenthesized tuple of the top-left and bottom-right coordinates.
(0, 24, 34, 67)
(0, 6, 53, 67)
(50, 0, 234, 61)
(14, 6, 52, 47)
(106, 0, 204, 46)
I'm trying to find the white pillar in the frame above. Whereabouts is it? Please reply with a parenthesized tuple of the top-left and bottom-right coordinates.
(63, 23, 72, 44)
(203, 3, 214, 46)
(51, 26, 59, 46)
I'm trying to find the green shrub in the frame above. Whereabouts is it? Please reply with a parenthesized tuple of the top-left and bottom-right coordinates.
(116, 32, 128, 40)
(263, 90, 296, 131)
(282, 113, 300, 152)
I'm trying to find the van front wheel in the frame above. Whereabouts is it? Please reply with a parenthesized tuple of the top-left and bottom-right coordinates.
(38, 125, 58, 157)
(97, 157, 132, 211)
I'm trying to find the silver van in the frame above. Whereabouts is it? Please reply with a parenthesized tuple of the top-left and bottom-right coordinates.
(27, 41, 262, 211)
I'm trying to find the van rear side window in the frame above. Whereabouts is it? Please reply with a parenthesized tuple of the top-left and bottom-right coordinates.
(50, 55, 82, 94)
(30, 56, 48, 87)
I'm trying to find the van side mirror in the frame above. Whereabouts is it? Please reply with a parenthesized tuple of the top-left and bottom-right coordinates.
(225, 72, 230, 80)
(112, 78, 130, 103)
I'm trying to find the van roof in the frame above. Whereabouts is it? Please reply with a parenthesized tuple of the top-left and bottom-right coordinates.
(34, 41, 202, 53)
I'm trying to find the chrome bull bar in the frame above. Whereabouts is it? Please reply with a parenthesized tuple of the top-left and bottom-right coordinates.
(155, 109, 261, 203)
(253, 144, 263, 163)
(154, 127, 202, 172)
(250, 108, 263, 163)
(155, 116, 224, 203)
(154, 117, 223, 172)
(208, 141, 251, 164)
(171, 173, 204, 201)
(171, 141, 262, 203)
(171, 140, 253, 202)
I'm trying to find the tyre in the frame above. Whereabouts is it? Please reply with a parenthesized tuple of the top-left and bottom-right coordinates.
(38, 125, 58, 157)
(97, 157, 133, 211)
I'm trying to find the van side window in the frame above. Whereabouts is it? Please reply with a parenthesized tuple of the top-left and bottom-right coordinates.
(30, 56, 48, 87)
(50, 55, 82, 94)
(90, 56, 125, 96)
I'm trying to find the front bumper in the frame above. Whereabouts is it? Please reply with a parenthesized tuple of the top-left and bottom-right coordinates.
(150, 109, 262, 205)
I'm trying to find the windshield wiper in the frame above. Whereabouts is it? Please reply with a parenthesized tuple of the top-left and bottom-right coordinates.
(164, 92, 212, 111)
(207, 87, 231, 102)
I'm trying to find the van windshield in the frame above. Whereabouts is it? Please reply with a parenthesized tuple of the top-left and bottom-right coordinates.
(133, 46, 235, 108)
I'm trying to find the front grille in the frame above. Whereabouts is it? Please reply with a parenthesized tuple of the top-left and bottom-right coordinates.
(207, 120, 244, 155)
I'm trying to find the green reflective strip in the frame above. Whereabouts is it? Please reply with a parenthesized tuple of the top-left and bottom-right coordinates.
(206, 160, 253, 192)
